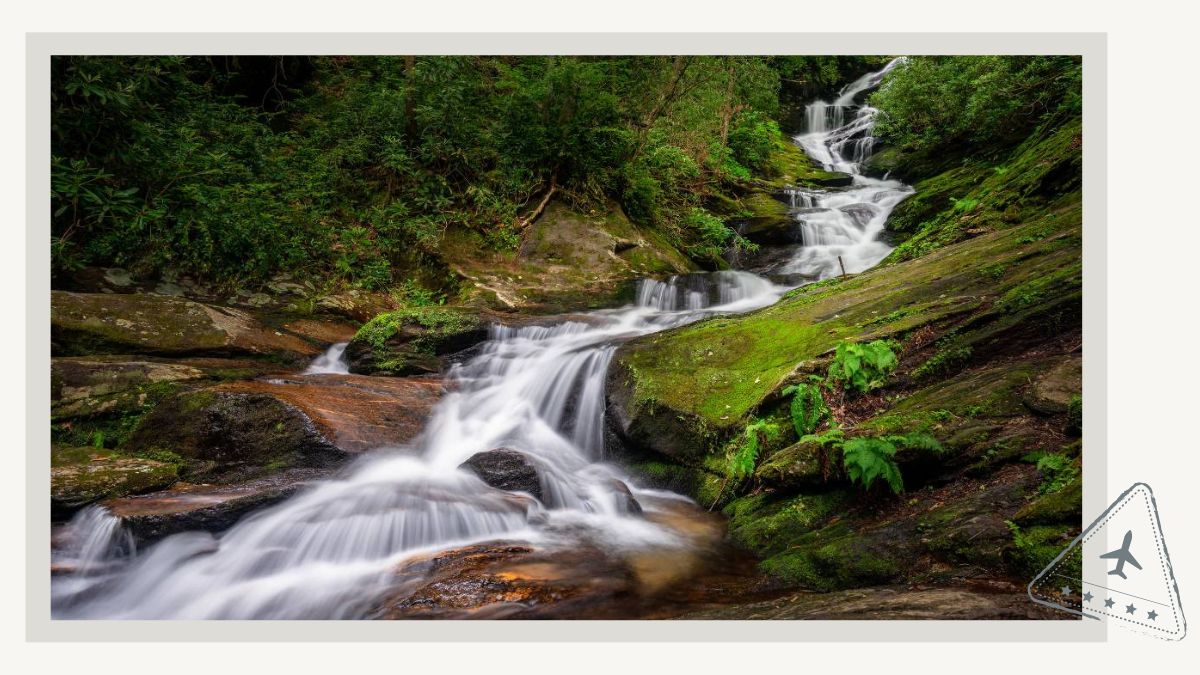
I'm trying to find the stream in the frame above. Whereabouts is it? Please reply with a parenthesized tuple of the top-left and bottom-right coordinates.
(51, 59, 912, 619)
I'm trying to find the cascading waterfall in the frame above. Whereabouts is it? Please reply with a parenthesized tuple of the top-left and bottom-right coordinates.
(51, 272, 784, 619)
(51, 60, 912, 619)
(783, 58, 914, 280)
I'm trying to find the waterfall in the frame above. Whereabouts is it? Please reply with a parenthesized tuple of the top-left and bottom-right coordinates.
(304, 342, 350, 374)
(51, 272, 783, 619)
(784, 58, 913, 280)
(51, 62, 912, 619)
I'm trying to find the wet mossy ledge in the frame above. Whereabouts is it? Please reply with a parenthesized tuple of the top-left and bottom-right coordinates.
(607, 116, 1083, 591)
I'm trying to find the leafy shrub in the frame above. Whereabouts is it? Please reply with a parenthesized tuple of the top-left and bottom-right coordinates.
(800, 429, 942, 495)
(781, 380, 828, 436)
(827, 340, 899, 394)
(727, 110, 779, 173)
(1027, 452, 1079, 494)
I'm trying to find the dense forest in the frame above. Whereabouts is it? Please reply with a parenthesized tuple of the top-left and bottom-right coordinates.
(50, 54, 1085, 621)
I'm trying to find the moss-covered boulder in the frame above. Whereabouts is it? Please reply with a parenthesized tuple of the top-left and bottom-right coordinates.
(345, 306, 488, 376)
(123, 389, 344, 483)
(51, 291, 320, 361)
(51, 446, 179, 518)
(736, 192, 801, 246)
(51, 357, 205, 420)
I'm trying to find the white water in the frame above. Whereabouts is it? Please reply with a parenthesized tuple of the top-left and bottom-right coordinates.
(782, 57, 913, 280)
(52, 61, 910, 619)
(304, 342, 350, 374)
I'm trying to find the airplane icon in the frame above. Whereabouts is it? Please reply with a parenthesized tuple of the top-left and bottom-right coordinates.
(1100, 529, 1143, 579)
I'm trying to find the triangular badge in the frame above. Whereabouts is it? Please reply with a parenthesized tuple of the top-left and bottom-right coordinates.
(1029, 482, 1186, 640)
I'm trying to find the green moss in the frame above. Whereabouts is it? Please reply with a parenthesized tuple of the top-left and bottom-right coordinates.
(724, 491, 851, 558)
(1007, 521, 1080, 579)
(758, 522, 903, 590)
(1014, 475, 1082, 526)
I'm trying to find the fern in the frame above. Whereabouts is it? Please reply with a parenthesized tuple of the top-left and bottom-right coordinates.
(827, 340, 899, 394)
(712, 418, 781, 510)
(801, 429, 942, 495)
(781, 379, 828, 436)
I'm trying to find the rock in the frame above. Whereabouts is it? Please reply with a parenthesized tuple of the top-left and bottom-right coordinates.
(755, 440, 828, 489)
(216, 374, 442, 454)
(51, 357, 206, 419)
(51, 291, 319, 361)
(606, 479, 643, 515)
(345, 307, 488, 376)
(51, 446, 179, 519)
(809, 172, 854, 188)
(103, 268, 133, 288)
(1023, 355, 1082, 415)
(152, 282, 187, 297)
(459, 449, 543, 500)
(678, 584, 1061, 620)
(123, 389, 344, 483)
(100, 468, 327, 543)
(315, 289, 396, 322)
(280, 319, 360, 345)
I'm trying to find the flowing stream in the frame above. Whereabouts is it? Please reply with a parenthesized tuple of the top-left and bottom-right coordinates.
(51, 60, 912, 619)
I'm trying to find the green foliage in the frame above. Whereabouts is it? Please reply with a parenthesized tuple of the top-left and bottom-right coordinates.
(1066, 395, 1082, 436)
(800, 428, 942, 495)
(781, 380, 828, 436)
(727, 110, 779, 173)
(1026, 451, 1080, 495)
(870, 56, 1082, 157)
(724, 417, 781, 483)
(912, 340, 972, 380)
(827, 339, 898, 394)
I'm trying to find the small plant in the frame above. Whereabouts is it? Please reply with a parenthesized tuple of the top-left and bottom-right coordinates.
(912, 342, 972, 379)
(801, 429, 942, 495)
(827, 339, 899, 394)
(1026, 451, 1079, 494)
(1066, 395, 1082, 437)
(711, 418, 781, 509)
(781, 379, 828, 436)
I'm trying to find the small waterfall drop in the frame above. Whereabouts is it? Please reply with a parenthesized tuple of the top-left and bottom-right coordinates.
(304, 342, 350, 374)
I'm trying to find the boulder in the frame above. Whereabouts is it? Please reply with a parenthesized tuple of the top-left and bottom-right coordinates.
(459, 449, 543, 500)
(345, 307, 488, 376)
(51, 291, 319, 361)
(123, 389, 344, 483)
(51, 357, 205, 420)
(51, 446, 179, 519)
(755, 440, 829, 490)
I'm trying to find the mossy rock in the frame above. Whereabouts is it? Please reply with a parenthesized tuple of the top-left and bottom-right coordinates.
(754, 440, 831, 489)
(1023, 355, 1082, 415)
(51, 290, 319, 361)
(345, 306, 488, 376)
(736, 191, 801, 246)
(123, 388, 344, 483)
(51, 357, 205, 420)
(51, 446, 179, 518)
(758, 523, 905, 591)
(1013, 475, 1082, 527)
(724, 491, 851, 558)
(759, 134, 853, 189)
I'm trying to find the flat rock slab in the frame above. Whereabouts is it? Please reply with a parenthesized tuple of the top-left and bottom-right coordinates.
(51, 357, 206, 419)
(217, 374, 443, 453)
(101, 467, 330, 543)
(51, 290, 320, 360)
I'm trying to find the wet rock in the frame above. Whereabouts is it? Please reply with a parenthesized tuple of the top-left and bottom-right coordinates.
(280, 319, 360, 345)
(1023, 355, 1082, 415)
(217, 375, 443, 454)
(345, 307, 488, 376)
(123, 389, 344, 483)
(51, 291, 319, 361)
(152, 282, 187, 297)
(51, 446, 179, 519)
(315, 289, 396, 323)
(459, 449, 543, 501)
(101, 468, 328, 543)
(103, 268, 133, 288)
(606, 479, 643, 515)
(51, 357, 205, 419)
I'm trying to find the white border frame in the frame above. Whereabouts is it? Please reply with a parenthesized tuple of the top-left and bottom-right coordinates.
(26, 32, 1106, 642)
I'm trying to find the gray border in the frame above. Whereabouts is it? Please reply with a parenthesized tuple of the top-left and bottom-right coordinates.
(26, 32, 1106, 642)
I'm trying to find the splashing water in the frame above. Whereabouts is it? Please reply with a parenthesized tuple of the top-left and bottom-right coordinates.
(304, 342, 350, 374)
(783, 58, 913, 280)
(51, 272, 784, 619)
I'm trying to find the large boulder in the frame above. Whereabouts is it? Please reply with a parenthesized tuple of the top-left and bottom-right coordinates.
(123, 389, 344, 483)
(51, 446, 179, 519)
(458, 449, 543, 501)
(51, 357, 205, 420)
(344, 307, 488, 376)
(51, 291, 319, 361)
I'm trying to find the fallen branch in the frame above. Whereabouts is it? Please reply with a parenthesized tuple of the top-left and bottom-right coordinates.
(516, 175, 557, 231)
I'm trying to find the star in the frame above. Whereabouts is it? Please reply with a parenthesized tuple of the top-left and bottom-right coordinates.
(1104, 597, 1115, 608)
(1083, 591, 1094, 603)
(1061, 585, 1072, 596)
(1126, 603, 1137, 615)
(1147, 610, 1158, 621)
